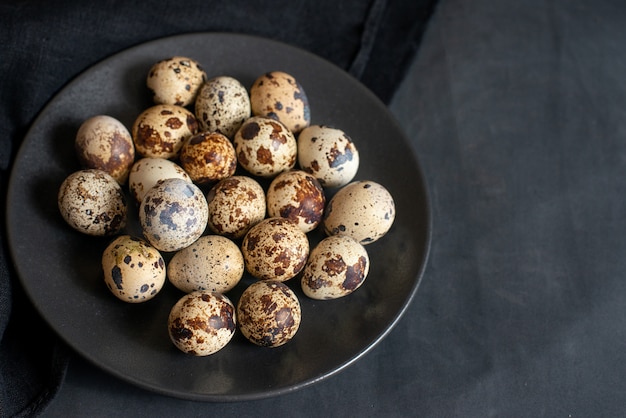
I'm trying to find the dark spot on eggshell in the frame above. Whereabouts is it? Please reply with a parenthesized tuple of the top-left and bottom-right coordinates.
(323, 255, 346, 275)
(240, 121, 260, 140)
(123, 255, 131, 264)
(111, 266, 123, 289)
(165, 117, 183, 130)
(256, 146, 273, 165)
(343, 255, 367, 290)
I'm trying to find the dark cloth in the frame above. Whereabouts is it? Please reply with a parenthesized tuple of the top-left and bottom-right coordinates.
(0, 0, 438, 416)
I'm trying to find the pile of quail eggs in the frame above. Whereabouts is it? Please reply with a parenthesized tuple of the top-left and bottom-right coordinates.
(57, 56, 396, 356)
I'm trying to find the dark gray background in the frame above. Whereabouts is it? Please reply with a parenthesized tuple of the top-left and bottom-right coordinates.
(3, 0, 626, 416)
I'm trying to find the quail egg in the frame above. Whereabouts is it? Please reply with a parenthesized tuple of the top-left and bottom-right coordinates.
(236, 280, 301, 348)
(75, 115, 135, 184)
(139, 178, 208, 252)
(195, 75, 251, 138)
(167, 235, 245, 294)
(323, 180, 395, 245)
(250, 71, 310, 134)
(301, 235, 369, 300)
(57, 169, 127, 236)
(168, 290, 237, 356)
(131, 104, 198, 159)
(102, 235, 166, 303)
(241, 217, 309, 282)
(147, 56, 207, 107)
(179, 131, 237, 185)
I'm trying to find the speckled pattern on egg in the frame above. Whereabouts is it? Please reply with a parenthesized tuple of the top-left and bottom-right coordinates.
(168, 291, 237, 356)
(301, 235, 370, 300)
(131, 104, 198, 159)
(75, 115, 135, 184)
(128, 157, 192, 204)
(233, 116, 297, 178)
(167, 235, 244, 294)
(57, 169, 127, 236)
(102, 235, 166, 303)
(297, 125, 360, 189)
(206, 175, 266, 240)
(147, 56, 207, 107)
(179, 131, 237, 184)
(139, 178, 208, 252)
(266, 169, 325, 233)
(236, 280, 301, 348)
(195, 76, 251, 138)
(322, 180, 396, 245)
(241, 217, 309, 282)
(250, 71, 310, 134)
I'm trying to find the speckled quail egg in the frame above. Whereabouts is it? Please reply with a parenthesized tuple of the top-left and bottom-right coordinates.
(167, 235, 245, 294)
(250, 71, 310, 134)
(147, 56, 207, 107)
(179, 131, 237, 185)
(234, 116, 297, 178)
(57, 169, 127, 236)
(301, 235, 369, 300)
(75, 115, 135, 184)
(205, 175, 266, 240)
(168, 290, 237, 356)
(236, 280, 301, 348)
(266, 170, 325, 233)
(131, 104, 198, 159)
(195, 76, 251, 138)
(297, 125, 359, 189)
(241, 217, 309, 282)
(323, 180, 395, 245)
(139, 178, 208, 252)
(128, 157, 192, 204)
(102, 235, 166, 303)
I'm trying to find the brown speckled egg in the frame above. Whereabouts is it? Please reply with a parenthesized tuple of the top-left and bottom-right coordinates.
(179, 131, 237, 185)
(233, 116, 297, 178)
(323, 180, 395, 245)
(250, 71, 310, 134)
(139, 178, 208, 252)
(236, 280, 301, 348)
(205, 176, 266, 240)
(297, 125, 359, 189)
(57, 169, 127, 236)
(147, 56, 207, 107)
(195, 76, 251, 138)
(102, 235, 166, 303)
(168, 290, 237, 356)
(167, 235, 244, 294)
(75, 115, 135, 184)
(301, 235, 369, 300)
(241, 217, 309, 282)
(266, 170, 325, 233)
(131, 104, 198, 159)
(128, 157, 192, 204)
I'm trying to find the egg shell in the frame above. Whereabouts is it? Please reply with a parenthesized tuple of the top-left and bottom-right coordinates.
(206, 175, 266, 240)
(301, 235, 369, 300)
(167, 235, 244, 294)
(241, 217, 309, 282)
(234, 116, 297, 178)
(57, 169, 127, 236)
(195, 76, 251, 138)
(322, 180, 395, 245)
(179, 131, 237, 185)
(266, 169, 325, 233)
(102, 235, 166, 303)
(168, 290, 237, 356)
(236, 280, 301, 348)
(139, 178, 208, 252)
(131, 104, 199, 159)
(75, 115, 135, 184)
(250, 71, 310, 134)
(128, 157, 192, 204)
(297, 125, 359, 189)
(147, 56, 207, 107)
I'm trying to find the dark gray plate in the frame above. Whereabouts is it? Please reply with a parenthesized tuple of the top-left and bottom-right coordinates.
(6, 33, 431, 401)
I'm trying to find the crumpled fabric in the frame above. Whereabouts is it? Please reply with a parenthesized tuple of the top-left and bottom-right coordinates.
(0, 0, 438, 416)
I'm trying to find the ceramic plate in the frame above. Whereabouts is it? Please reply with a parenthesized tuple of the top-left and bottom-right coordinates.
(6, 33, 431, 401)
